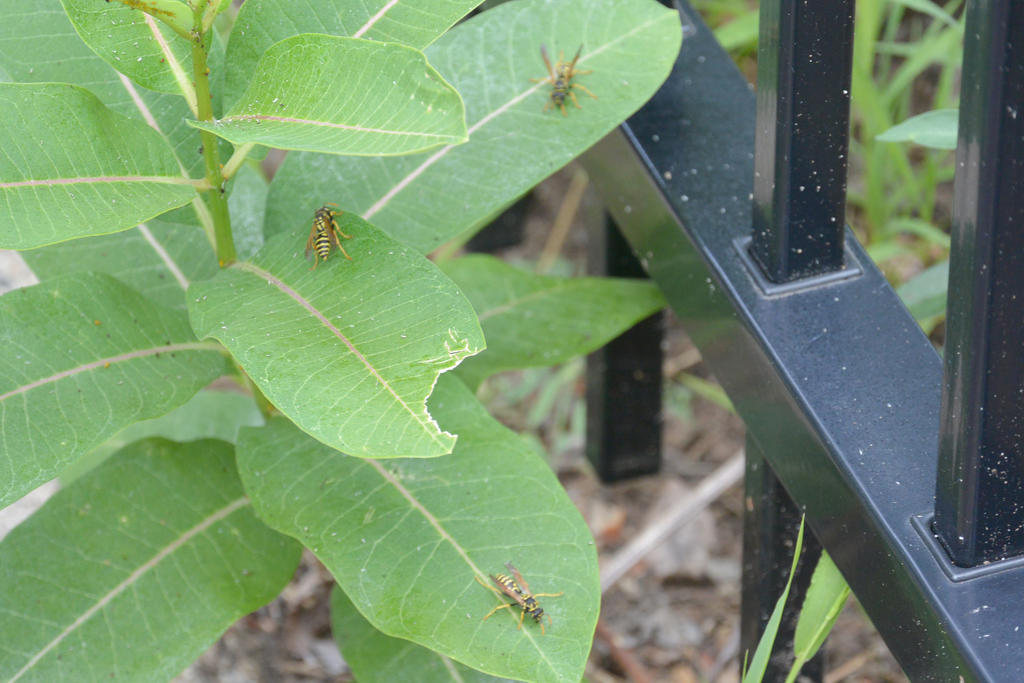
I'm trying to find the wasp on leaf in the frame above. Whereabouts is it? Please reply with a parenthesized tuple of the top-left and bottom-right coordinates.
(306, 203, 352, 268)
(475, 562, 563, 635)
(531, 45, 597, 116)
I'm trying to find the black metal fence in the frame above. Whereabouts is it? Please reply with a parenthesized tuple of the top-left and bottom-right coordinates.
(583, 1, 1024, 680)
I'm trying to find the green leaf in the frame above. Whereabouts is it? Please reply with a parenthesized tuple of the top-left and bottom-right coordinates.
(224, 0, 482, 109)
(0, 83, 195, 250)
(237, 375, 598, 683)
(0, 0, 227, 181)
(877, 108, 958, 150)
(442, 255, 665, 388)
(331, 586, 510, 683)
(742, 517, 805, 683)
(60, 0, 196, 96)
(0, 438, 301, 682)
(227, 162, 269, 260)
(713, 11, 759, 52)
(191, 35, 467, 155)
(22, 208, 216, 311)
(0, 273, 224, 508)
(896, 259, 948, 323)
(188, 215, 484, 458)
(884, 217, 951, 249)
(265, 0, 683, 253)
(60, 388, 264, 483)
(891, 0, 961, 31)
(24, 161, 263, 308)
(789, 551, 850, 679)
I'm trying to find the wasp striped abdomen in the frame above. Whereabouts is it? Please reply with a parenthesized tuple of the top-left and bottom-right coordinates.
(305, 203, 352, 269)
(475, 562, 563, 634)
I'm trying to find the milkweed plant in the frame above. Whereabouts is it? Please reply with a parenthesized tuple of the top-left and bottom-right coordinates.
(0, 0, 681, 680)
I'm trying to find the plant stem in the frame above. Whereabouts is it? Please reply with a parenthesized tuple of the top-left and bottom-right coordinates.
(190, 4, 236, 266)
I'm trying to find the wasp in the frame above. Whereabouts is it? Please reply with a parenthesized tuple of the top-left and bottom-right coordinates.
(305, 203, 352, 268)
(475, 562, 563, 635)
(531, 45, 597, 116)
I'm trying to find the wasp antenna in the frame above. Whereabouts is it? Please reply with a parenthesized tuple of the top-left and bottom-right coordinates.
(569, 45, 584, 69)
(539, 45, 555, 79)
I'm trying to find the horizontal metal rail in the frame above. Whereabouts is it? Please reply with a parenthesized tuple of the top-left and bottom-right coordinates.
(584, 2, 1024, 679)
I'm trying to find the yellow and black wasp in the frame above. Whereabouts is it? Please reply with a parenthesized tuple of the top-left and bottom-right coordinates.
(531, 45, 597, 116)
(475, 562, 563, 635)
(305, 203, 352, 268)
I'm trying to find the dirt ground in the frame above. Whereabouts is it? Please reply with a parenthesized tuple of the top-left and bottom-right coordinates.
(175, 167, 908, 682)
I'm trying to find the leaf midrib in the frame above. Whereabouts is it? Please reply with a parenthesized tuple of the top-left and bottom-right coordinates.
(0, 341, 221, 403)
(9, 496, 250, 682)
(362, 12, 672, 221)
(234, 262, 449, 448)
(214, 114, 460, 139)
(365, 459, 559, 676)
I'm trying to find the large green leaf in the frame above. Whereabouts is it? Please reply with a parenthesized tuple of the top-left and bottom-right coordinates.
(443, 255, 666, 388)
(191, 35, 467, 155)
(60, 0, 196, 96)
(224, 0, 482, 109)
(331, 585, 510, 683)
(23, 163, 265, 309)
(0, 83, 195, 250)
(265, 0, 683, 252)
(228, 162, 270, 260)
(60, 388, 264, 483)
(237, 376, 599, 683)
(0, 273, 225, 508)
(22, 209, 216, 311)
(188, 214, 484, 458)
(0, 438, 301, 683)
(0, 1, 228, 181)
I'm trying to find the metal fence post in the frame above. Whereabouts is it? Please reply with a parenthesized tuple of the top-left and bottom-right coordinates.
(934, 0, 1024, 566)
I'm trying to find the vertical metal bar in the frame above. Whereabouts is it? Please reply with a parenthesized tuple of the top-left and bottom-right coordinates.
(934, 0, 1024, 567)
(750, 0, 855, 282)
(585, 216, 663, 482)
(741, 437, 823, 682)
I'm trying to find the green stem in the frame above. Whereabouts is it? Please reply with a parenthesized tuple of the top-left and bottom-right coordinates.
(190, 6, 235, 266)
(220, 142, 256, 181)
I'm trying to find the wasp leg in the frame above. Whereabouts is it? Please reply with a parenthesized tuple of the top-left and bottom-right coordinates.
(532, 592, 565, 598)
(567, 90, 582, 110)
(328, 225, 353, 260)
(328, 215, 352, 240)
(539, 621, 546, 636)
(475, 574, 505, 595)
(572, 83, 598, 100)
(559, 100, 569, 116)
(517, 608, 525, 630)
(482, 602, 516, 621)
